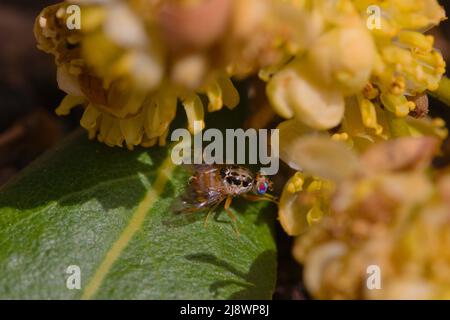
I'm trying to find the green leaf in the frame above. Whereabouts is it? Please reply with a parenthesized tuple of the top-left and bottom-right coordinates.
(0, 109, 277, 299)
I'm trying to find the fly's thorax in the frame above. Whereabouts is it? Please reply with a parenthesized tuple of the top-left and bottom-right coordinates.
(220, 165, 254, 195)
(191, 168, 223, 192)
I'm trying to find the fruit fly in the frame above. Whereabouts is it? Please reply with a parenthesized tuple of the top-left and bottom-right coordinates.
(173, 164, 278, 234)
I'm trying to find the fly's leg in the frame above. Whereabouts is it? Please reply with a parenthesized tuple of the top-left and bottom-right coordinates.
(182, 206, 203, 215)
(224, 196, 237, 222)
(224, 196, 240, 236)
(243, 194, 279, 205)
(204, 200, 222, 227)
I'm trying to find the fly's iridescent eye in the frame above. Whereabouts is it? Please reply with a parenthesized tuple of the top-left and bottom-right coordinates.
(257, 181, 269, 195)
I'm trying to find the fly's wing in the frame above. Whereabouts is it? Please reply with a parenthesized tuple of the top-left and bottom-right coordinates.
(182, 164, 221, 176)
(166, 189, 224, 228)
(171, 188, 223, 213)
(169, 164, 224, 213)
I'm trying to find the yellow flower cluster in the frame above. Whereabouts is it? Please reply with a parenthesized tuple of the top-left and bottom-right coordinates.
(268, 0, 447, 150)
(34, 0, 309, 148)
(291, 137, 450, 299)
(35, 0, 240, 148)
(35, 0, 447, 150)
(272, 0, 447, 255)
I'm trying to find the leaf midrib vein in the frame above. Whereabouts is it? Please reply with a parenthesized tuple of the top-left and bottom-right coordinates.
(80, 156, 176, 299)
(0, 171, 154, 244)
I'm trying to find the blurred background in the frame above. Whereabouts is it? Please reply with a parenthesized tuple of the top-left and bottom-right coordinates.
(0, 0, 76, 185)
(0, 0, 449, 299)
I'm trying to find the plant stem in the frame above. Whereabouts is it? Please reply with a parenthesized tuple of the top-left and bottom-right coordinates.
(387, 114, 410, 137)
(429, 76, 450, 107)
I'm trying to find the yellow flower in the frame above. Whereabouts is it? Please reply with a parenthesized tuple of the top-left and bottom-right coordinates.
(290, 137, 450, 299)
(279, 171, 334, 236)
(267, 1, 376, 129)
(35, 1, 240, 149)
